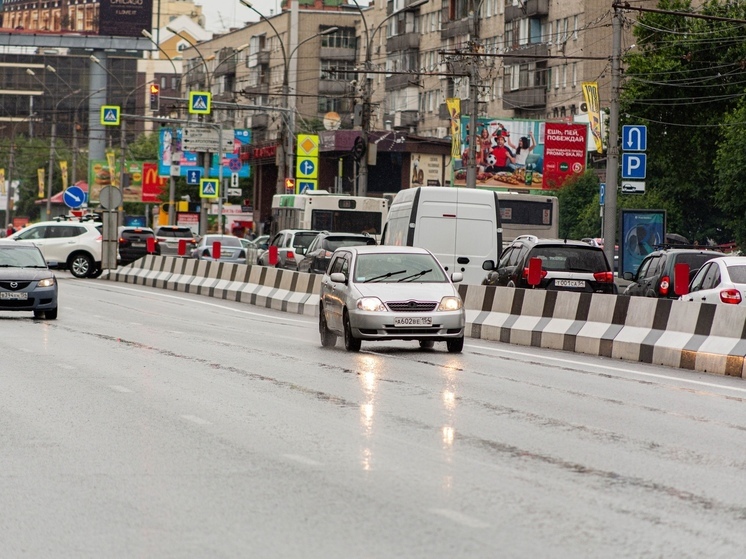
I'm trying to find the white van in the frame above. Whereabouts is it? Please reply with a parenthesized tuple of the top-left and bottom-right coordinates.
(381, 187, 503, 285)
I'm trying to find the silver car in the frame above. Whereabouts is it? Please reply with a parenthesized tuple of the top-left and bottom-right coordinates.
(191, 235, 246, 264)
(319, 245, 465, 353)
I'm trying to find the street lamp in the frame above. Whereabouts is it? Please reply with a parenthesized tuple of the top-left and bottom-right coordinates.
(27, 68, 82, 220)
(166, 26, 212, 93)
(141, 29, 181, 91)
(239, 1, 338, 193)
(350, 0, 429, 196)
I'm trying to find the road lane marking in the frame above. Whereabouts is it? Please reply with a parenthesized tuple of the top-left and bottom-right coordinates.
(283, 454, 322, 467)
(109, 385, 132, 393)
(181, 414, 211, 425)
(429, 508, 490, 528)
(468, 344, 746, 394)
(60, 364, 75, 370)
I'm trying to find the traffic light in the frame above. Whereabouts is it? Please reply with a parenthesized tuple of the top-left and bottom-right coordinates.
(149, 83, 160, 111)
(284, 177, 295, 193)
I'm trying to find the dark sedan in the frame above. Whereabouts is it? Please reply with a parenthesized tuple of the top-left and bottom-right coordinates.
(298, 232, 377, 274)
(118, 226, 158, 265)
(0, 241, 58, 319)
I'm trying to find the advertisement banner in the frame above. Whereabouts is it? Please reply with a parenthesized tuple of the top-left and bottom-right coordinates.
(542, 123, 588, 189)
(581, 82, 603, 153)
(446, 98, 461, 160)
(142, 162, 167, 203)
(59, 160, 68, 191)
(0, 169, 5, 196)
(619, 209, 666, 277)
(88, 160, 145, 203)
(37, 168, 45, 198)
(410, 154, 443, 187)
(159, 128, 251, 178)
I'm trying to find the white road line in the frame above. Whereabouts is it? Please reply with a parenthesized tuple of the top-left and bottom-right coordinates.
(60, 364, 75, 370)
(429, 508, 490, 529)
(109, 385, 132, 393)
(283, 454, 322, 467)
(95, 284, 310, 324)
(468, 344, 746, 394)
(181, 414, 211, 425)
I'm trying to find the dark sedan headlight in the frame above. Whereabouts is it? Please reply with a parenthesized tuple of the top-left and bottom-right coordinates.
(38, 277, 56, 287)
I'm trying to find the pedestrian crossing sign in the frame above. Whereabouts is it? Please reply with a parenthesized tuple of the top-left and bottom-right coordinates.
(200, 178, 219, 199)
(100, 105, 121, 126)
(189, 91, 212, 115)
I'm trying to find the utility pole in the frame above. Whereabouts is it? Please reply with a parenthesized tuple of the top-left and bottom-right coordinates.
(466, 42, 480, 190)
(603, 6, 622, 268)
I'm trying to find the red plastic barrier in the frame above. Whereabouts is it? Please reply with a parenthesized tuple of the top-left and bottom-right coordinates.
(178, 239, 187, 256)
(527, 257, 543, 286)
(268, 245, 278, 266)
(146, 237, 156, 253)
(674, 263, 690, 296)
(212, 241, 221, 260)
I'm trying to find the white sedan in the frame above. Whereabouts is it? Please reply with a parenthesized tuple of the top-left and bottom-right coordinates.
(680, 256, 746, 305)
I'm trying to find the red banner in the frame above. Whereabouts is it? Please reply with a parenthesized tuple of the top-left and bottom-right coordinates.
(542, 123, 587, 189)
(142, 162, 167, 203)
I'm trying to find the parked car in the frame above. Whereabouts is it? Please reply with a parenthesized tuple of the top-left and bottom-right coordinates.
(8, 219, 102, 278)
(319, 245, 465, 353)
(482, 235, 617, 293)
(258, 229, 320, 270)
(118, 226, 158, 265)
(191, 235, 246, 264)
(154, 225, 199, 256)
(242, 234, 269, 264)
(0, 240, 58, 319)
(298, 232, 377, 274)
(622, 248, 723, 299)
(679, 256, 746, 305)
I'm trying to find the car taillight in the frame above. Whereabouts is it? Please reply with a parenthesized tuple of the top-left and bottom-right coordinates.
(287, 251, 295, 260)
(118, 237, 126, 243)
(324, 250, 334, 258)
(659, 276, 670, 296)
(522, 267, 547, 279)
(95, 235, 102, 242)
(593, 271, 614, 283)
(720, 289, 742, 304)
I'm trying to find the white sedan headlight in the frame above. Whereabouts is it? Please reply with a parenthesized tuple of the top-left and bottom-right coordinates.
(357, 297, 386, 312)
(38, 277, 56, 287)
(438, 296, 462, 311)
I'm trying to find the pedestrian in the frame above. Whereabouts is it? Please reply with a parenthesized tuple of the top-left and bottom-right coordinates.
(6, 224, 15, 237)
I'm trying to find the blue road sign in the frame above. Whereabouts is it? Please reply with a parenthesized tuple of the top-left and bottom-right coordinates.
(622, 125, 647, 151)
(228, 157, 241, 172)
(189, 92, 211, 115)
(187, 169, 202, 185)
(298, 159, 316, 177)
(622, 153, 647, 179)
(63, 185, 86, 209)
(599, 183, 606, 206)
(298, 181, 316, 192)
(200, 178, 219, 198)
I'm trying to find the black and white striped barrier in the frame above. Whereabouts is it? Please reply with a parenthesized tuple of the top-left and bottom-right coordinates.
(104, 256, 746, 378)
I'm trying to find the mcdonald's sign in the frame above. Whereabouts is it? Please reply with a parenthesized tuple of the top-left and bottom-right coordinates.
(142, 162, 168, 203)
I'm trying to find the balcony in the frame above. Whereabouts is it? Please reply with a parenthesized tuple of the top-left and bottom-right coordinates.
(385, 72, 420, 91)
(242, 82, 269, 96)
(318, 80, 349, 95)
(503, 86, 547, 110)
(392, 110, 419, 129)
(214, 58, 236, 77)
(386, 32, 419, 53)
(505, 0, 549, 23)
(320, 46, 356, 61)
(503, 42, 549, 64)
(245, 113, 269, 129)
(257, 50, 270, 65)
(440, 16, 475, 40)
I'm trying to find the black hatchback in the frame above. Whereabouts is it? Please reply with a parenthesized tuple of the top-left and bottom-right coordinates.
(482, 236, 617, 294)
(622, 248, 723, 298)
(118, 226, 158, 265)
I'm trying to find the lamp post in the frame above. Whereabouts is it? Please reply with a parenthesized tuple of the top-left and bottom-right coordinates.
(350, 0, 429, 196)
(166, 26, 212, 93)
(239, 1, 338, 194)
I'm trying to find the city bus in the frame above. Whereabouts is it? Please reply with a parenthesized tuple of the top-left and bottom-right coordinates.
(496, 192, 560, 245)
(270, 191, 389, 241)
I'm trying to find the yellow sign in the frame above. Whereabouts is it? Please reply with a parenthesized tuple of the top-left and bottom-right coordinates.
(446, 98, 461, 159)
(200, 178, 219, 199)
(100, 105, 121, 126)
(59, 160, 68, 190)
(581, 82, 603, 154)
(0, 168, 5, 195)
(37, 168, 45, 198)
(296, 179, 317, 193)
(106, 152, 118, 186)
(189, 91, 212, 115)
(297, 134, 319, 157)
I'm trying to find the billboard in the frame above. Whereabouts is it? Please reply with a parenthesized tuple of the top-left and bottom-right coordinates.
(158, 128, 251, 179)
(619, 209, 666, 277)
(1, 0, 153, 38)
(453, 117, 587, 190)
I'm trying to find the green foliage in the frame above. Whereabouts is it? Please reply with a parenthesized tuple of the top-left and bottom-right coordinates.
(715, 100, 746, 247)
(127, 132, 159, 161)
(556, 171, 600, 239)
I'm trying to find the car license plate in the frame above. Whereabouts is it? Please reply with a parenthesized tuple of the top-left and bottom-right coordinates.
(555, 279, 586, 288)
(1, 292, 28, 300)
(394, 316, 432, 327)
(131, 242, 145, 247)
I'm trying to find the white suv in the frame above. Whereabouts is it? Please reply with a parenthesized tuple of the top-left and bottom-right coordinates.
(258, 229, 321, 270)
(9, 220, 103, 278)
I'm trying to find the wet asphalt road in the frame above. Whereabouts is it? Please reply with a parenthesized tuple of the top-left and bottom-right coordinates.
(1, 272, 745, 558)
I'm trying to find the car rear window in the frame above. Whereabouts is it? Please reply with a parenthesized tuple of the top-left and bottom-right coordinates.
(727, 265, 746, 283)
(530, 246, 609, 272)
(293, 232, 320, 249)
(158, 228, 193, 238)
(121, 229, 154, 240)
(326, 236, 377, 251)
(674, 253, 720, 271)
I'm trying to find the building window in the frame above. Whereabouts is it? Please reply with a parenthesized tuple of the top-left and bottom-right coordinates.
(321, 59, 356, 81)
(572, 62, 577, 87)
(573, 15, 579, 40)
(321, 27, 356, 49)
